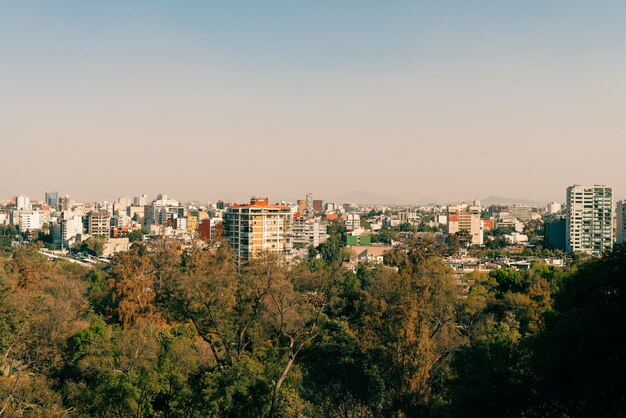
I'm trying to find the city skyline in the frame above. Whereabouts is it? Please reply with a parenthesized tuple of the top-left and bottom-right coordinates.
(0, 187, 607, 206)
(2, 1, 626, 202)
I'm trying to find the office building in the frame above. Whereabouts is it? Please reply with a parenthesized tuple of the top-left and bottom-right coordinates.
(223, 196, 293, 262)
(45, 192, 59, 210)
(447, 203, 483, 246)
(59, 195, 72, 211)
(508, 205, 532, 222)
(565, 185, 613, 254)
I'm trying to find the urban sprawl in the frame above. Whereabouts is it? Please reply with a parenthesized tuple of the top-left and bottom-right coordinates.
(1, 185, 622, 293)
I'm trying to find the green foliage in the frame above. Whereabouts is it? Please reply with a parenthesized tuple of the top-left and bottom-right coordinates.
(0, 225, 18, 254)
(80, 236, 106, 256)
(200, 354, 271, 417)
(398, 222, 415, 232)
(1, 240, 625, 416)
(67, 319, 107, 361)
(126, 229, 144, 242)
(318, 235, 346, 264)
(372, 226, 395, 244)
(531, 245, 626, 416)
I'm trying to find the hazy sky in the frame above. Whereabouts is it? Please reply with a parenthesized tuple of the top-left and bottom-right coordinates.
(1, 1, 625, 204)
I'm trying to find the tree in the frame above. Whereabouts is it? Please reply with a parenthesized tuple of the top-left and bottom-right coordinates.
(398, 222, 415, 232)
(79, 236, 106, 257)
(126, 229, 144, 243)
(533, 245, 626, 416)
(107, 246, 159, 328)
(332, 238, 461, 415)
(318, 235, 346, 265)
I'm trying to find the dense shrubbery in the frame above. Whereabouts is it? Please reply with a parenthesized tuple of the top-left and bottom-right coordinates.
(1, 239, 624, 416)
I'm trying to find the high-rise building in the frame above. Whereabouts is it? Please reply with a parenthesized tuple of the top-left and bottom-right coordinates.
(447, 203, 483, 245)
(223, 196, 293, 262)
(545, 217, 566, 251)
(616, 200, 626, 245)
(61, 211, 84, 246)
(305, 192, 314, 215)
(16, 195, 31, 211)
(114, 196, 132, 215)
(15, 210, 41, 231)
(87, 210, 111, 237)
(59, 195, 72, 211)
(133, 194, 148, 207)
(45, 191, 59, 210)
(198, 218, 212, 240)
(313, 199, 323, 213)
(547, 202, 562, 214)
(565, 185, 613, 254)
(292, 213, 328, 248)
(143, 194, 184, 227)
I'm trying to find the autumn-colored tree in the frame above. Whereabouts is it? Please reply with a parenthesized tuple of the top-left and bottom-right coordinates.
(107, 245, 159, 328)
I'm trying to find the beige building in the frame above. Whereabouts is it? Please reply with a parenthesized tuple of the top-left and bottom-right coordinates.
(87, 210, 111, 237)
(223, 197, 293, 262)
(447, 203, 483, 246)
(349, 245, 392, 265)
(103, 237, 130, 257)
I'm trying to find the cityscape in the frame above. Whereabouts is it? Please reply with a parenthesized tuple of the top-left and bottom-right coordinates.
(1, 185, 623, 267)
(2, 185, 624, 415)
(2, 1, 625, 416)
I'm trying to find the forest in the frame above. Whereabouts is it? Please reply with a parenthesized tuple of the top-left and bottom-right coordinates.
(1, 233, 624, 417)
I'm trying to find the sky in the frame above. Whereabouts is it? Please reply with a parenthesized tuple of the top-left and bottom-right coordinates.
(1, 0, 626, 204)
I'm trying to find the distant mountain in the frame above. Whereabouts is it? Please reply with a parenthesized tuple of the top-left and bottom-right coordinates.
(480, 195, 547, 207)
(332, 191, 407, 205)
(414, 197, 443, 206)
(328, 192, 547, 207)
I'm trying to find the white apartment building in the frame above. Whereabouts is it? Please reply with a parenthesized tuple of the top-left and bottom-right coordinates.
(292, 215, 328, 248)
(113, 196, 132, 215)
(565, 185, 613, 254)
(15, 210, 41, 231)
(345, 213, 361, 232)
(61, 212, 84, 246)
(144, 194, 184, 227)
(16, 195, 31, 211)
(547, 202, 562, 214)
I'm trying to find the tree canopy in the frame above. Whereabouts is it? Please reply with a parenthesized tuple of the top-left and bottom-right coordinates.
(1, 239, 624, 416)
